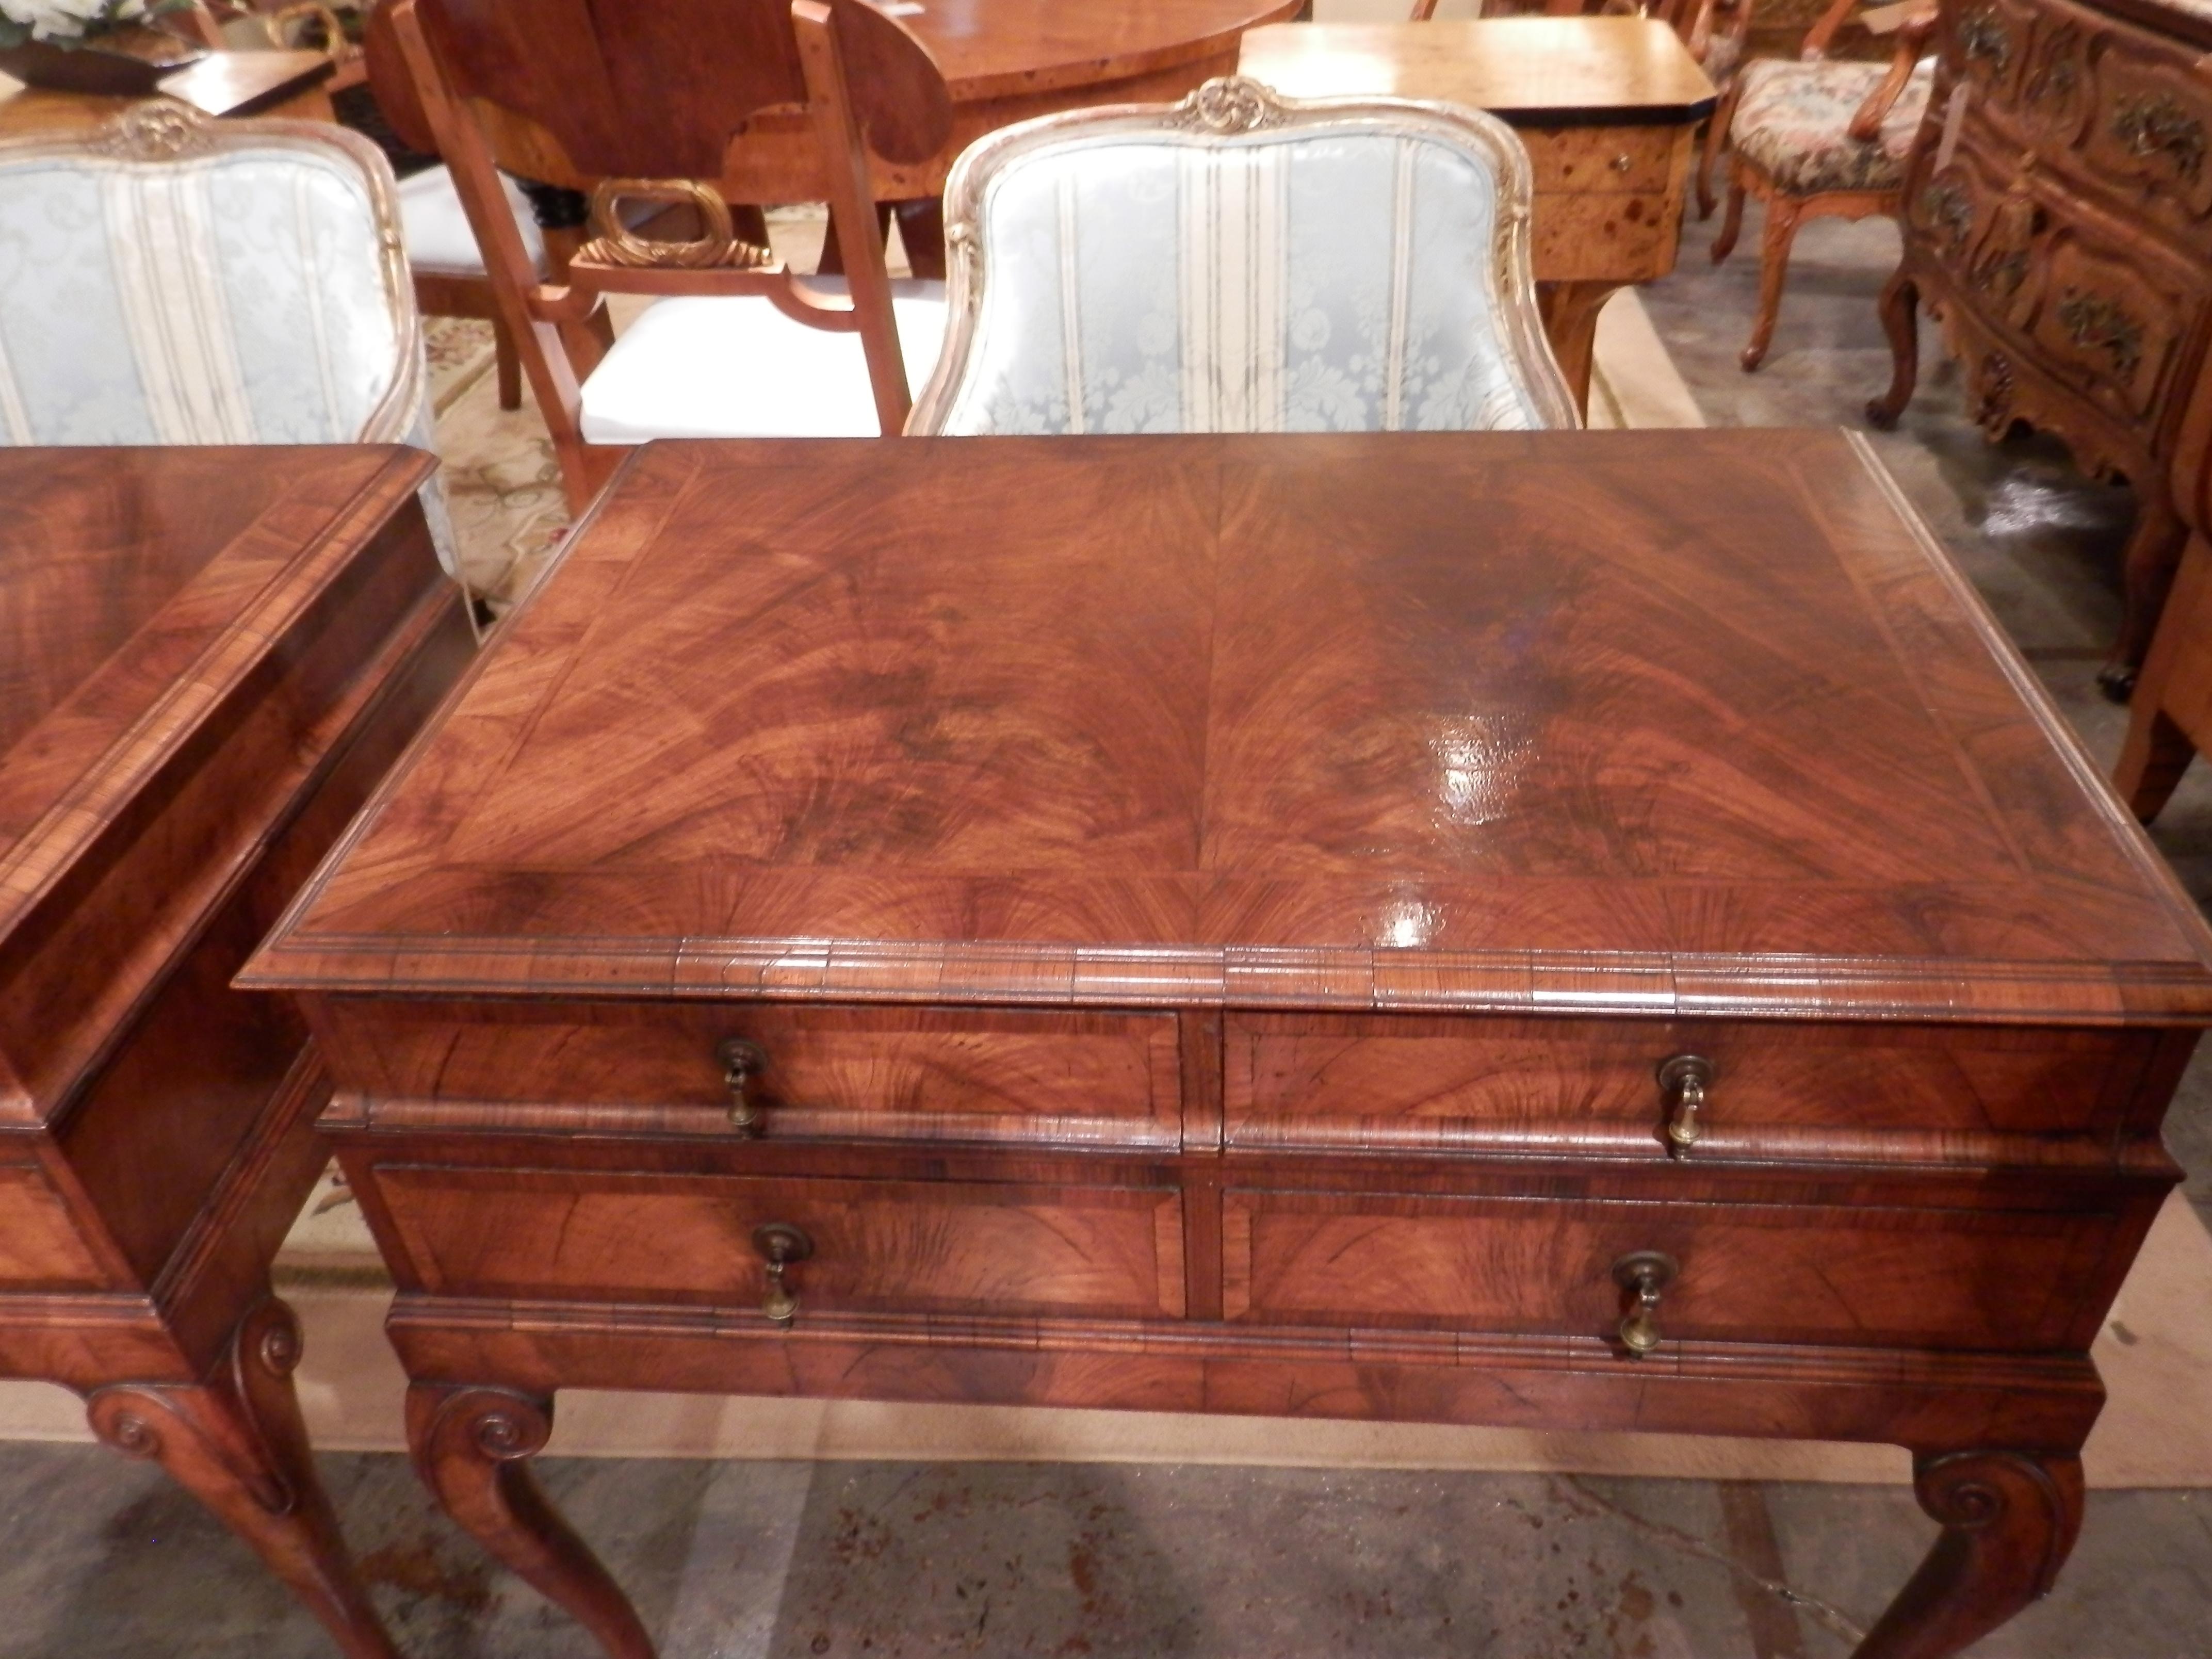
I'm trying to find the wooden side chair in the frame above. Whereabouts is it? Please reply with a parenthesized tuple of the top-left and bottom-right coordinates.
(910, 77, 1577, 436)
(376, 0, 953, 513)
(1706, 0, 1935, 370)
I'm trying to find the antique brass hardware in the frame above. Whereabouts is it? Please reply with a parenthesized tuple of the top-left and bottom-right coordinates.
(753, 1223, 812, 1324)
(718, 1038, 768, 1136)
(2056, 288, 2145, 379)
(1609, 153, 1633, 172)
(2111, 92, 2205, 181)
(1656, 1054, 1713, 1156)
(1959, 8, 2010, 73)
(1612, 1250, 1679, 1358)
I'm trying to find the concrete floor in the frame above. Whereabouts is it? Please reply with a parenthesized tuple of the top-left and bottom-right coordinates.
(9, 200, 2212, 1658)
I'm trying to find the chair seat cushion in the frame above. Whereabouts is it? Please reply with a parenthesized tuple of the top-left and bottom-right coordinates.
(579, 282, 948, 443)
(396, 164, 545, 278)
(1732, 57, 1936, 194)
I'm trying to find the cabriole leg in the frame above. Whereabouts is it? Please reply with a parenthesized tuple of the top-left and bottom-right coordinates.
(1866, 268, 1920, 428)
(1851, 1450, 2084, 1659)
(406, 1383, 655, 1659)
(85, 1296, 398, 1659)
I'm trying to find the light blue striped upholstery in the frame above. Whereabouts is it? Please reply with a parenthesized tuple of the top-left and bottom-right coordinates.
(918, 90, 1573, 436)
(0, 117, 453, 569)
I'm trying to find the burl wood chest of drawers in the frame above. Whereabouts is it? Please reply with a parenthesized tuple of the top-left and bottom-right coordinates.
(1, 446, 471, 1655)
(1871, 0, 2212, 694)
(242, 432, 2212, 1659)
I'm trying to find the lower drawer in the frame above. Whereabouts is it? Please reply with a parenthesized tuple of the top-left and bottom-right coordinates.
(0, 1158, 107, 1290)
(1223, 1185, 2117, 1351)
(374, 1165, 1187, 1321)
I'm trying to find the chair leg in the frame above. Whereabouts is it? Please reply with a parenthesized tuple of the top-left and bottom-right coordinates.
(1742, 194, 1803, 371)
(491, 314, 522, 411)
(1697, 82, 1741, 221)
(1711, 173, 1747, 263)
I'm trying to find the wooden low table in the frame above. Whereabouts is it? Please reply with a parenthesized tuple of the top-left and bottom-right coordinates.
(1239, 17, 1717, 410)
(0, 447, 470, 1656)
(245, 431, 2212, 1659)
(0, 46, 337, 137)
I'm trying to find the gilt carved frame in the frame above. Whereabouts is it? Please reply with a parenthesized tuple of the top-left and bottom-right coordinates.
(908, 75, 1579, 435)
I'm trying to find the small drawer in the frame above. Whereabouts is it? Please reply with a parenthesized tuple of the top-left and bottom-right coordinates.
(1222, 1185, 2112, 1351)
(375, 1164, 1187, 1320)
(1516, 125, 1679, 196)
(317, 998, 1183, 1150)
(1223, 1013, 2140, 1158)
(0, 1160, 107, 1291)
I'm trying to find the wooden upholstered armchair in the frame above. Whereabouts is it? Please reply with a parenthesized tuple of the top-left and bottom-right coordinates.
(909, 77, 1577, 435)
(1706, 0, 1936, 370)
(377, 0, 953, 512)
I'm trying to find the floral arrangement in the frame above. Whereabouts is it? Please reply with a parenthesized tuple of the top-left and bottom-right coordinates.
(0, 0, 191, 50)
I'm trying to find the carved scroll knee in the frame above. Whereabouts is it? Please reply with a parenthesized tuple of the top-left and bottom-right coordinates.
(1851, 1450, 2085, 1659)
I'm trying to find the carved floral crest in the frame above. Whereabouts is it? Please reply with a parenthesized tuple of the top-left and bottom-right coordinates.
(1172, 77, 1290, 137)
(94, 101, 215, 160)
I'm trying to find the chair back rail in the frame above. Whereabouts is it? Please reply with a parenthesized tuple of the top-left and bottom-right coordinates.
(372, 0, 947, 506)
(910, 77, 1577, 437)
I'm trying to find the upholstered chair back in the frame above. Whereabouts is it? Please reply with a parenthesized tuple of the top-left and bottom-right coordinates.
(910, 78, 1577, 436)
(0, 105, 426, 451)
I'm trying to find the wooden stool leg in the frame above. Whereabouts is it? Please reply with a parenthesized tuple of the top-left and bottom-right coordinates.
(406, 1384, 655, 1659)
(85, 1297, 399, 1659)
(1867, 267, 1921, 428)
(2117, 708, 2198, 821)
(1697, 81, 1743, 221)
(1711, 173, 1747, 263)
(1851, 1451, 2084, 1659)
(2104, 490, 2187, 701)
(1741, 193, 1803, 371)
(2116, 533, 2210, 815)
(491, 315, 523, 412)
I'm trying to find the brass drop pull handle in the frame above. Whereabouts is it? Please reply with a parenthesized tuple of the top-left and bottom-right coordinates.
(753, 1223, 812, 1325)
(719, 1039, 768, 1137)
(1656, 1053, 1713, 1157)
(1613, 1250, 1679, 1358)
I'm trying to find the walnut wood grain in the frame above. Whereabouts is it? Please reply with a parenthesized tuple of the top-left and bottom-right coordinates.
(377, 1166, 1188, 1318)
(248, 432, 2209, 1659)
(0, 447, 469, 1655)
(245, 434, 2212, 1022)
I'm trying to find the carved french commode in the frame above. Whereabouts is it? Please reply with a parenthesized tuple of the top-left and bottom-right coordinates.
(1871, 0, 2212, 696)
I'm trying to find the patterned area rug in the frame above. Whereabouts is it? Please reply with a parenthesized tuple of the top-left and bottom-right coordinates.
(422, 316, 569, 607)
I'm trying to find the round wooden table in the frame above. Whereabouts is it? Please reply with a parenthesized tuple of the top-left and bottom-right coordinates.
(477, 0, 1300, 216)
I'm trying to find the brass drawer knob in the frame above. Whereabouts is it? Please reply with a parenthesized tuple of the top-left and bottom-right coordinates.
(753, 1222, 812, 1324)
(1612, 1249, 1679, 1358)
(719, 1038, 768, 1136)
(1610, 152, 1634, 172)
(1656, 1053, 1713, 1156)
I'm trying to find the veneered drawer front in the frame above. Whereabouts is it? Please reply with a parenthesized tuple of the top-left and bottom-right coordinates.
(1224, 1013, 2140, 1156)
(1518, 125, 1679, 196)
(0, 1160, 108, 1290)
(376, 1165, 1186, 1320)
(1222, 1186, 2110, 1350)
(317, 999, 1182, 1150)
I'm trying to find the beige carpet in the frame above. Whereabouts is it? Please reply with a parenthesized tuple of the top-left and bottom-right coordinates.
(10, 291, 2205, 1488)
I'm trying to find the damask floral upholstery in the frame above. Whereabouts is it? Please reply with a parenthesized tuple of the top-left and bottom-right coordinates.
(0, 126, 453, 569)
(918, 117, 1572, 435)
(1732, 56, 1936, 194)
